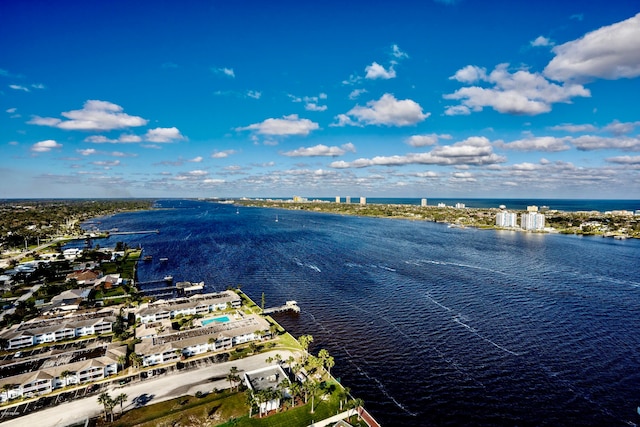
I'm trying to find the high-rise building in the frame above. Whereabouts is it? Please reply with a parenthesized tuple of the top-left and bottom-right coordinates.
(346, 196, 351, 204)
(421, 198, 427, 207)
(335, 196, 340, 203)
(496, 211, 518, 227)
(360, 197, 366, 205)
(527, 205, 539, 212)
(521, 212, 545, 230)
(455, 203, 465, 209)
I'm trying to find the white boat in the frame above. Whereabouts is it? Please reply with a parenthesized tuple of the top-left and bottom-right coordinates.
(275, 214, 279, 223)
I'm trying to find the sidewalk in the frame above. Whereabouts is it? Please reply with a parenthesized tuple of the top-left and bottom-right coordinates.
(307, 409, 357, 427)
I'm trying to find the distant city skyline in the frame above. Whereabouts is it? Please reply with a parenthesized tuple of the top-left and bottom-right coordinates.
(1, 1, 639, 199)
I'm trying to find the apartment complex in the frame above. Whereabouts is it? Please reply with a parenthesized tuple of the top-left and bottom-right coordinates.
(496, 211, 518, 227)
(521, 212, 546, 230)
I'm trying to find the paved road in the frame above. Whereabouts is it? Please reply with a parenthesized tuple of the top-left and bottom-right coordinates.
(2, 350, 295, 427)
(0, 283, 44, 323)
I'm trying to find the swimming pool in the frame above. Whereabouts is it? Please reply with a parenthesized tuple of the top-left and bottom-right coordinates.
(201, 316, 230, 326)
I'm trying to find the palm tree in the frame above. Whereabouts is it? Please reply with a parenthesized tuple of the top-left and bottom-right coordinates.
(227, 366, 241, 391)
(318, 348, 329, 364)
(325, 356, 335, 377)
(117, 354, 128, 371)
(255, 389, 267, 418)
(115, 392, 128, 414)
(277, 378, 291, 409)
(128, 352, 142, 369)
(298, 334, 313, 363)
(307, 381, 320, 413)
(1, 383, 15, 401)
(339, 386, 350, 411)
(269, 323, 278, 337)
(289, 381, 301, 407)
(245, 389, 256, 418)
(97, 392, 113, 421)
(352, 398, 365, 420)
(249, 342, 258, 354)
(265, 356, 274, 365)
(274, 353, 282, 364)
(60, 370, 72, 387)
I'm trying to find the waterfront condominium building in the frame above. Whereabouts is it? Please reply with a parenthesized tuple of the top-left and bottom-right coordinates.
(421, 198, 427, 207)
(521, 212, 546, 230)
(360, 197, 366, 205)
(496, 211, 518, 227)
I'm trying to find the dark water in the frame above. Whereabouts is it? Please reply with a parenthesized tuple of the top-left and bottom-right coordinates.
(82, 200, 640, 426)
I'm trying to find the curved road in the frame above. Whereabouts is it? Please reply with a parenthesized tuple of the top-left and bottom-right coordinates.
(3, 349, 295, 427)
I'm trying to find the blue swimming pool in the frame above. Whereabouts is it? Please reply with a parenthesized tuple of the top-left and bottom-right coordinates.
(201, 316, 230, 326)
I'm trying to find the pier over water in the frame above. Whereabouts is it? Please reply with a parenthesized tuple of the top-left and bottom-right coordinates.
(263, 300, 300, 314)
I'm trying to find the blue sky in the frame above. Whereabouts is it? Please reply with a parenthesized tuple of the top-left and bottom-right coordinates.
(1, 0, 639, 199)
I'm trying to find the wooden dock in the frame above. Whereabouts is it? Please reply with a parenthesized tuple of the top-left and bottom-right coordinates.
(263, 300, 300, 314)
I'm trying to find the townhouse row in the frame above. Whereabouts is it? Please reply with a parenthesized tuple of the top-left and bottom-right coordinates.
(0, 344, 126, 403)
(135, 314, 270, 367)
(134, 290, 242, 324)
(1, 315, 116, 350)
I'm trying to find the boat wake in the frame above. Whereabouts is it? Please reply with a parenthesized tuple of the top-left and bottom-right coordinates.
(409, 259, 508, 276)
(292, 257, 321, 272)
(453, 314, 521, 356)
(305, 311, 417, 416)
(332, 300, 486, 390)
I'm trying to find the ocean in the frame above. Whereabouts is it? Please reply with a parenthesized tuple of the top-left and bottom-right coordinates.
(80, 199, 640, 426)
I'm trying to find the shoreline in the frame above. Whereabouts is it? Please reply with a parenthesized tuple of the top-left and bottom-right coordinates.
(233, 199, 640, 240)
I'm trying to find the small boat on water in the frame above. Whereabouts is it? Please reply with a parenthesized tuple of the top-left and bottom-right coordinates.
(275, 214, 279, 223)
(143, 255, 153, 262)
(159, 257, 168, 262)
(164, 275, 173, 282)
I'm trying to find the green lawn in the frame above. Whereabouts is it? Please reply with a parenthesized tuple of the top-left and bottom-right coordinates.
(110, 390, 246, 427)
(106, 385, 357, 427)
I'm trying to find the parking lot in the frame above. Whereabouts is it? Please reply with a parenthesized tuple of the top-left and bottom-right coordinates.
(0, 351, 230, 422)
(0, 382, 106, 422)
(1, 349, 296, 427)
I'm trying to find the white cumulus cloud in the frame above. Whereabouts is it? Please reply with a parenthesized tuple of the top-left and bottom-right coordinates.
(9, 84, 29, 92)
(605, 155, 640, 165)
(392, 44, 409, 59)
(444, 63, 590, 115)
(570, 135, 640, 151)
(211, 150, 237, 158)
(213, 67, 235, 78)
(282, 143, 356, 157)
(31, 140, 62, 153)
(237, 114, 319, 136)
(28, 100, 148, 131)
(145, 127, 186, 143)
(531, 36, 554, 47)
(333, 93, 429, 127)
(365, 62, 396, 80)
(349, 89, 367, 100)
(330, 137, 505, 168)
(496, 136, 571, 152)
(544, 13, 640, 82)
(85, 134, 143, 144)
(406, 133, 452, 147)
